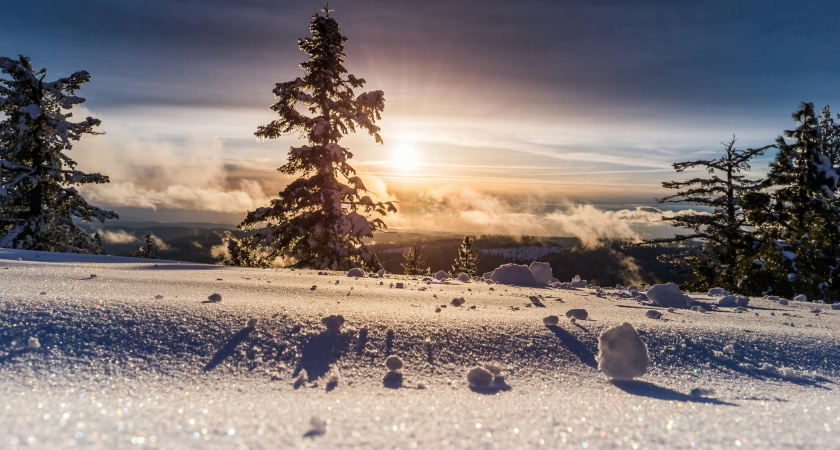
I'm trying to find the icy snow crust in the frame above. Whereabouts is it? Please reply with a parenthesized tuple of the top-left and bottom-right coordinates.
(1, 249, 840, 448)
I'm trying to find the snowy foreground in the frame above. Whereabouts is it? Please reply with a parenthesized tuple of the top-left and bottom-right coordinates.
(1, 250, 839, 449)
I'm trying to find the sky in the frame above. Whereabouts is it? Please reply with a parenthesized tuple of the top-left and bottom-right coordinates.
(2, 1, 839, 238)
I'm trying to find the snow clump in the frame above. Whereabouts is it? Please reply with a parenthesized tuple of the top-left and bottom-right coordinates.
(645, 283, 691, 309)
(322, 315, 345, 333)
(708, 288, 729, 296)
(456, 272, 471, 283)
(645, 310, 662, 320)
(831, 304, 840, 310)
(385, 355, 403, 372)
(347, 268, 364, 277)
(779, 299, 789, 305)
(794, 294, 807, 302)
(466, 366, 494, 389)
(716, 295, 737, 307)
(434, 270, 451, 280)
(543, 315, 559, 326)
(246, 318, 259, 328)
(490, 264, 538, 286)
(596, 322, 649, 380)
(528, 261, 555, 285)
(528, 296, 545, 307)
(207, 293, 222, 303)
(690, 387, 716, 397)
(565, 309, 588, 320)
(451, 297, 465, 307)
(377, 269, 386, 277)
(736, 296, 750, 307)
(723, 344, 735, 354)
(27, 337, 40, 349)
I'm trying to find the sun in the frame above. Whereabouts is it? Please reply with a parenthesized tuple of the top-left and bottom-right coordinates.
(390, 141, 421, 172)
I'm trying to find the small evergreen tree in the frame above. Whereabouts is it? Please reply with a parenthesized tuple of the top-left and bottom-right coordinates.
(641, 137, 772, 292)
(133, 234, 157, 259)
(0, 55, 117, 252)
(224, 235, 273, 268)
(818, 105, 840, 172)
(401, 243, 427, 275)
(91, 232, 106, 255)
(451, 236, 479, 276)
(743, 103, 840, 300)
(239, 8, 396, 271)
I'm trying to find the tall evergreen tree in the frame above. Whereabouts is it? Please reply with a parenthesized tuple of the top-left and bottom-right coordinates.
(238, 8, 396, 271)
(743, 103, 840, 300)
(133, 234, 157, 259)
(451, 236, 479, 276)
(401, 243, 427, 276)
(642, 137, 772, 292)
(0, 55, 117, 252)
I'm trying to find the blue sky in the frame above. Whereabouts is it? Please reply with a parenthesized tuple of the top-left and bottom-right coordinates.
(2, 1, 838, 236)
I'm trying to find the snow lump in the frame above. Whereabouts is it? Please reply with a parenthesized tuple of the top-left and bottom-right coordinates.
(645, 283, 691, 309)
(322, 315, 345, 333)
(528, 261, 554, 285)
(347, 268, 364, 277)
(596, 322, 649, 380)
(489, 264, 538, 286)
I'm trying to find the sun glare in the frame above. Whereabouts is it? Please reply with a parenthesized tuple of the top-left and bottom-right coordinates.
(391, 141, 421, 172)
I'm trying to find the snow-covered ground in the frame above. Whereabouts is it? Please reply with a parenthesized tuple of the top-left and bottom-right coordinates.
(1, 249, 839, 448)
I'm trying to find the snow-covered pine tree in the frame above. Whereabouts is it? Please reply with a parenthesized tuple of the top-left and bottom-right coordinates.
(133, 234, 157, 259)
(238, 8, 396, 271)
(818, 105, 839, 172)
(91, 232, 105, 255)
(641, 137, 772, 293)
(0, 55, 117, 252)
(743, 103, 840, 300)
(223, 235, 273, 268)
(451, 236, 478, 276)
(401, 243, 427, 276)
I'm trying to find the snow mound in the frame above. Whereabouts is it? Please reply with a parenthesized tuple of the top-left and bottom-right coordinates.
(736, 296, 749, 307)
(207, 293, 222, 303)
(528, 261, 554, 285)
(451, 298, 465, 307)
(490, 264, 538, 286)
(543, 315, 559, 326)
(831, 304, 840, 310)
(779, 299, 789, 305)
(377, 269, 386, 277)
(347, 268, 365, 277)
(645, 283, 691, 309)
(433, 270, 451, 280)
(596, 322, 649, 380)
(708, 288, 730, 296)
(456, 273, 471, 283)
(794, 294, 807, 302)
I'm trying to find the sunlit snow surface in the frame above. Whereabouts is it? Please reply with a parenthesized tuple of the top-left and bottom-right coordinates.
(1, 249, 840, 448)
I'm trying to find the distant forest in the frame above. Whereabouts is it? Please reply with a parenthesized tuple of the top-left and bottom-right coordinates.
(372, 233, 691, 287)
